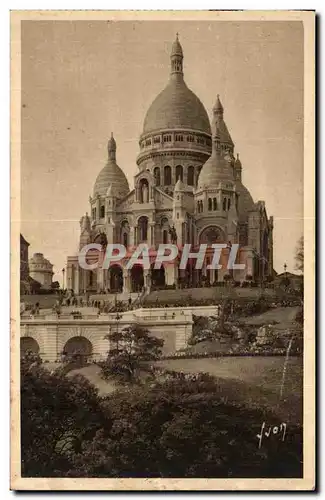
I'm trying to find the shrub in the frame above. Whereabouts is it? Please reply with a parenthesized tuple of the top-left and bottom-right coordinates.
(69, 378, 303, 478)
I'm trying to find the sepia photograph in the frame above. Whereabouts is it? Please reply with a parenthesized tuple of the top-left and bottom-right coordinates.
(11, 10, 315, 491)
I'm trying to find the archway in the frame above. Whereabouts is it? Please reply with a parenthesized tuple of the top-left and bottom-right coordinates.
(154, 167, 161, 186)
(176, 165, 183, 182)
(21, 337, 40, 356)
(63, 336, 93, 363)
(109, 265, 123, 293)
(120, 220, 130, 248)
(130, 265, 144, 293)
(160, 216, 170, 245)
(150, 263, 165, 290)
(138, 216, 148, 242)
(187, 166, 194, 186)
(164, 165, 172, 185)
(199, 226, 224, 245)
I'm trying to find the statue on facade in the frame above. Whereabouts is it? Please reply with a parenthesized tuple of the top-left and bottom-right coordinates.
(169, 225, 177, 244)
(98, 232, 108, 248)
(142, 182, 149, 203)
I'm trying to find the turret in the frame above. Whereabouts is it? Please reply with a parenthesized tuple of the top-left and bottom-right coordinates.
(234, 153, 242, 181)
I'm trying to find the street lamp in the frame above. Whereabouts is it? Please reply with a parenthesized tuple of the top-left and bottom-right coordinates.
(62, 268, 65, 290)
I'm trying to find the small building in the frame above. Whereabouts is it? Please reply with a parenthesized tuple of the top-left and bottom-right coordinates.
(29, 253, 54, 290)
(273, 272, 303, 290)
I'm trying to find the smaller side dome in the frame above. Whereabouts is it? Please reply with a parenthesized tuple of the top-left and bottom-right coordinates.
(198, 124, 233, 189)
(93, 134, 129, 199)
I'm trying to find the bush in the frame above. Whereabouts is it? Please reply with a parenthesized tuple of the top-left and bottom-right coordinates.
(69, 379, 303, 478)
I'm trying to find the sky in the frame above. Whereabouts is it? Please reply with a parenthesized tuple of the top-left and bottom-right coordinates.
(20, 20, 304, 282)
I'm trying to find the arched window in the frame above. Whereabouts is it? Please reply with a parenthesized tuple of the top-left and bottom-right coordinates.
(223, 198, 227, 211)
(92, 207, 96, 220)
(164, 165, 172, 185)
(121, 220, 130, 247)
(213, 198, 217, 211)
(176, 165, 183, 182)
(228, 198, 231, 210)
(163, 229, 168, 244)
(138, 216, 148, 242)
(199, 226, 223, 245)
(187, 166, 194, 186)
(208, 198, 212, 211)
(100, 205, 105, 218)
(197, 201, 200, 213)
(154, 167, 161, 186)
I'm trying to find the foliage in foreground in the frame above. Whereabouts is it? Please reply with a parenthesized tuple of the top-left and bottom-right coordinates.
(100, 325, 164, 382)
(21, 363, 303, 478)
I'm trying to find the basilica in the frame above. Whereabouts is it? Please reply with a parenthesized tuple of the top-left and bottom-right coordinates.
(66, 36, 274, 295)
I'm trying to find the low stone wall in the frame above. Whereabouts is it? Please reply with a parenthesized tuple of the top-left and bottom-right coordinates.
(135, 305, 220, 318)
(20, 310, 193, 362)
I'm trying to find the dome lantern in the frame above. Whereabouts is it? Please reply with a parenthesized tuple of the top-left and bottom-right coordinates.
(170, 33, 184, 78)
(107, 132, 116, 161)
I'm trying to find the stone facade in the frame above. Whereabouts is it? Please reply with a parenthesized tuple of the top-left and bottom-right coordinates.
(29, 253, 54, 290)
(66, 36, 274, 296)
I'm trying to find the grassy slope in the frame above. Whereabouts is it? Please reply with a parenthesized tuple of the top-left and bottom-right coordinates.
(155, 356, 303, 424)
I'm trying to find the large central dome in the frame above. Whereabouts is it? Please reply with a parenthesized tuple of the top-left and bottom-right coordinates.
(143, 79, 211, 135)
(142, 36, 211, 136)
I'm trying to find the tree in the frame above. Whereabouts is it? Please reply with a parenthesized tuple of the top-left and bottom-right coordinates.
(21, 363, 107, 477)
(102, 325, 164, 382)
(51, 280, 60, 291)
(295, 236, 304, 273)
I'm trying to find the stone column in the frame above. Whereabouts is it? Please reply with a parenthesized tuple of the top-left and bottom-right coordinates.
(122, 269, 130, 294)
(130, 226, 135, 247)
(165, 264, 178, 286)
(149, 222, 155, 247)
(144, 269, 151, 292)
(74, 266, 80, 294)
(97, 267, 104, 292)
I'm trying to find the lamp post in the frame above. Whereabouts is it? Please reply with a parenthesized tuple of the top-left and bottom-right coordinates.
(62, 268, 65, 290)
